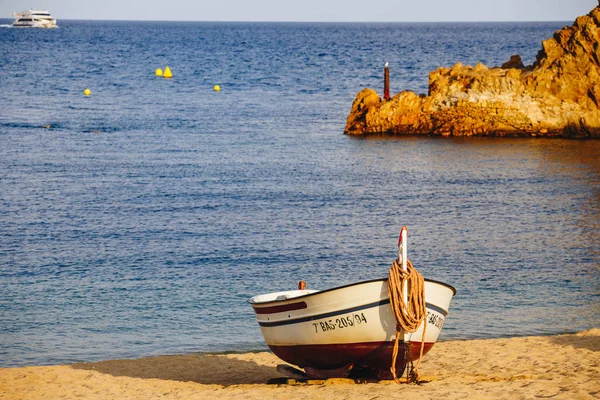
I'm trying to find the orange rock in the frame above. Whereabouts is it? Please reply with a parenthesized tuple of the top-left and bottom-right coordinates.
(345, 3, 600, 138)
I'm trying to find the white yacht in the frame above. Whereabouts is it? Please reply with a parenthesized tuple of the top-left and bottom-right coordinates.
(12, 10, 57, 28)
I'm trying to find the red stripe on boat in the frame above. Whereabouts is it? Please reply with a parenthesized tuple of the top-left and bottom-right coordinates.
(253, 301, 308, 314)
(268, 341, 435, 372)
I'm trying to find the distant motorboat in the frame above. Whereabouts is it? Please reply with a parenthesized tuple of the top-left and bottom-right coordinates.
(13, 10, 57, 28)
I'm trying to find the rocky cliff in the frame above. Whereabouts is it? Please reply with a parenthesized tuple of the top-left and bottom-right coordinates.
(345, 3, 600, 138)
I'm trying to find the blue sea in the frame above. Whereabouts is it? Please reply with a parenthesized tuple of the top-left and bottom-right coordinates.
(1, 20, 599, 367)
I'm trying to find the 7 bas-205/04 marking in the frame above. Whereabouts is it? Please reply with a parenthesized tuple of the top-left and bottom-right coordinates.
(312, 312, 368, 333)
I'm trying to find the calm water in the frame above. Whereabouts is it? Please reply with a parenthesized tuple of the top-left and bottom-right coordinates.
(1, 20, 599, 367)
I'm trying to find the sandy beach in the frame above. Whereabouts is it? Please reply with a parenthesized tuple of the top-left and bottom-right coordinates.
(1, 329, 598, 399)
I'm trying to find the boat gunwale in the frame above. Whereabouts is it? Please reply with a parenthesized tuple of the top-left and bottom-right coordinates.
(248, 277, 456, 305)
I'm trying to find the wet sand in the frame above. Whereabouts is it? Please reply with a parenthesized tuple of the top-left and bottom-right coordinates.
(1, 329, 598, 399)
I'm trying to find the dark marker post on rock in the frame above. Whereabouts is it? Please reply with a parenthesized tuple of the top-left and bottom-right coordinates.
(384, 62, 390, 101)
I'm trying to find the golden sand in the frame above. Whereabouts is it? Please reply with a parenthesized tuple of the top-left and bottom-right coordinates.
(1, 329, 599, 399)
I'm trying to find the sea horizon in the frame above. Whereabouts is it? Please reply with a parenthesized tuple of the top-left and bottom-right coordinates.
(0, 17, 575, 24)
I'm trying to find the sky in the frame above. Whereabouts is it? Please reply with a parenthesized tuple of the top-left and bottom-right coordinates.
(1, 0, 598, 22)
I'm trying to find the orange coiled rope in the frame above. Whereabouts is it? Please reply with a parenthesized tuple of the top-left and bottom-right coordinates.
(388, 258, 427, 383)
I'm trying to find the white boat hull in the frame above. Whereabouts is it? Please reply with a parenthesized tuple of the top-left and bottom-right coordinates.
(12, 10, 57, 28)
(249, 278, 455, 378)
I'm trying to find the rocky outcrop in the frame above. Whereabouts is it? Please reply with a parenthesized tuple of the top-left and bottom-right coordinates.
(345, 3, 600, 137)
(501, 55, 524, 69)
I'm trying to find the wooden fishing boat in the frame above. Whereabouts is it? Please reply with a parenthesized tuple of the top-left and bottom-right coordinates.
(248, 227, 456, 380)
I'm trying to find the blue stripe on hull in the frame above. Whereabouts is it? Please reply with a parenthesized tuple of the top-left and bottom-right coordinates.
(258, 299, 448, 327)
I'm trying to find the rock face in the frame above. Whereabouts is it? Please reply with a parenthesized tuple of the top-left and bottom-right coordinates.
(345, 3, 600, 138)
(501, 55, 524, 69)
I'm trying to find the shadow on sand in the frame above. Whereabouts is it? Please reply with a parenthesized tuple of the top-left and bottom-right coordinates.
(71, 352, 281, 386)
(548, 329, 600, 352)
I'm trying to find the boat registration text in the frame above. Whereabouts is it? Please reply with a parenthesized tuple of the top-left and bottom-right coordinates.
(312, 312, 368, 333)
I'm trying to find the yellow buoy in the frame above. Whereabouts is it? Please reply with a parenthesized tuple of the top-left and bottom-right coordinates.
(84, 88, 91, 96)
(163, 66, 172, 79)
(213, 85, 221, 92)
(155, 68, 163, 76)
